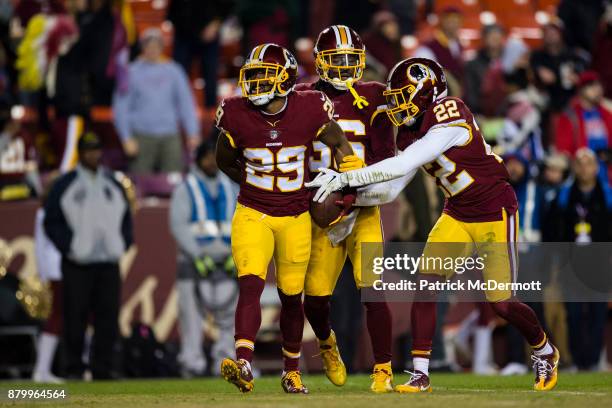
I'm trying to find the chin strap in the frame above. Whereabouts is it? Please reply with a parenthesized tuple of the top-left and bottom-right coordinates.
(346, 80, 369, 109)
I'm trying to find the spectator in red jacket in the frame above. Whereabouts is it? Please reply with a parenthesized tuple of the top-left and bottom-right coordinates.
(556, 72, 612, 155)
(555, 71, 612, 183)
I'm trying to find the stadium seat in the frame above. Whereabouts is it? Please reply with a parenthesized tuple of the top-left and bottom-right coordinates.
(537, 0, 560, 13)
(478, 0, 545, 47)
(130, 0, 166, 30)
(506, 13, 544, 48)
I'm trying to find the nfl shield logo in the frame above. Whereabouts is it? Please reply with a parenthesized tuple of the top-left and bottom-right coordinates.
(270, 130, 279, 140)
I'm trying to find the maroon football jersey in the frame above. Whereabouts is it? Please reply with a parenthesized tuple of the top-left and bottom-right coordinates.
(216, 90, 334, 216)
(295, 81, 395, 169)
(397, 96, 517, 222)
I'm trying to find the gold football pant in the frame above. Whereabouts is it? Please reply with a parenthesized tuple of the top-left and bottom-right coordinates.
(231, 203, 311, 295)
(421, 209, 519, 302)
(305, 206, 383, 296)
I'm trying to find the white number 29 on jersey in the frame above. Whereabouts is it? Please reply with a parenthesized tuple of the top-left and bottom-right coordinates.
(243, 146, 306, 191)
(309, 119, 366, 171)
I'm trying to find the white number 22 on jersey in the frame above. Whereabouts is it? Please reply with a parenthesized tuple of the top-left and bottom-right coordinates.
(244, 146, 306, 191)
(424, 154, 475, 197)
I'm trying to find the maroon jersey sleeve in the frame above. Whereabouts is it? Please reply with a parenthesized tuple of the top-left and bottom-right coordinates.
(395, 126, 416, 151)
(297, 90, 335, 136)
(419, 96, 473, 136)
(362, 82, 395, 163)
(215, 96, 243, 148)
(396, 97, 472, 151)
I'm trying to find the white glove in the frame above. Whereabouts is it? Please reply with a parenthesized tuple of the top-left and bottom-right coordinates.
(304, 168, 349, 202)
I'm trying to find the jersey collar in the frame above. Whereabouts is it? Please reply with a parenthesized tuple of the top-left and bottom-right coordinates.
(260, 96, 288, 116)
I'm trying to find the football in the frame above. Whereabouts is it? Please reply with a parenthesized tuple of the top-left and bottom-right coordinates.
(309, 190, 344, 228)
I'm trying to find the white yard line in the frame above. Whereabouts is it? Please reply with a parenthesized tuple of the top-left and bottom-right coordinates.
(443, 388, 607, 396)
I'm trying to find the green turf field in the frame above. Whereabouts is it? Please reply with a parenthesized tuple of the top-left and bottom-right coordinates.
(1, 373, 611, 407)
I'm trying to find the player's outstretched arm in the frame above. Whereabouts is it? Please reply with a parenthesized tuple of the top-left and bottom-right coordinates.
(215, 131, 242, 184)
(354, 169, 418, 206)
(306, 126, 469, 202)
(317, 119, 355, 165)
(345, 125, 469, 187)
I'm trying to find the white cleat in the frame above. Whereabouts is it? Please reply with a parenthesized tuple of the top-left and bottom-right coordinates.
(500, 362, 528, 376)
(473, 364, 498, 375)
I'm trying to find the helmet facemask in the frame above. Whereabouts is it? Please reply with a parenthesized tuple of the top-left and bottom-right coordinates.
(384, 63, 436, 127)
(239, 62, 289, 106)
(315, 48, 365, 90)
(384, 84, 421, 126)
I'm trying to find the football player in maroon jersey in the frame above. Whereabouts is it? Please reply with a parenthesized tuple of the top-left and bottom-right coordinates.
(215, 43, 355, 394)
(295, 25, 396, 392)
(307, 58, 559, 392)
(0, 102, 40, 200)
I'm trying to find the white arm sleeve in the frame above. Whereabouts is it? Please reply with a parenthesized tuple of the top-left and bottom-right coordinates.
(355, 169, 418, 206)
(346, 124, 470, 188)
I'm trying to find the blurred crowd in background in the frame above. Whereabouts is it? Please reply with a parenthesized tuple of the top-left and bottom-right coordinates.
(0, 0, 611, 382)
(1, 0, 612, 194)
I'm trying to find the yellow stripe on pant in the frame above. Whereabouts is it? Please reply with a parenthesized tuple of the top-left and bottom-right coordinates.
(60, 115, 84, 173)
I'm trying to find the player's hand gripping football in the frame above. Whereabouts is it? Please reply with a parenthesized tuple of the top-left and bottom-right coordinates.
(305, 168, 349, 203)
(306, 156, 363, 202)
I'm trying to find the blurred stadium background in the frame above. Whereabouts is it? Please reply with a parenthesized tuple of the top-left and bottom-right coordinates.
(0, 0, 611, 383)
